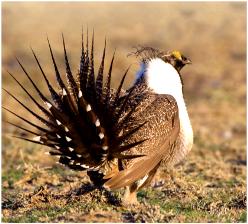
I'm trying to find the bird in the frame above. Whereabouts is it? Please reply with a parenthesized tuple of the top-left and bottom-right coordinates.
(3, 31, 193, 205)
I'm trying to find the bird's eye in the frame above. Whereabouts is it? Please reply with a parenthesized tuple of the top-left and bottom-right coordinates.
(181, 55, 186, 61)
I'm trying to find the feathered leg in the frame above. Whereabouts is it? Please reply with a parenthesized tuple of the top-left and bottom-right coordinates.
(123, 184, 139, 205)
(122, 163, 161, 205)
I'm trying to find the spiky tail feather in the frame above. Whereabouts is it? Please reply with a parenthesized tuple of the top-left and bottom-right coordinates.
(4, 30, 147, 186)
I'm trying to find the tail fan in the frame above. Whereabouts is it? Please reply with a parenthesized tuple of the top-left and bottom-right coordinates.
(4, 30, 148, 185)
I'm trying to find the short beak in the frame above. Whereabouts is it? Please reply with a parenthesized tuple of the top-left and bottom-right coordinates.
(184, 58, 192, 64)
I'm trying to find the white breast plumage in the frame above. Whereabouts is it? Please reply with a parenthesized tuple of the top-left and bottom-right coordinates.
(143, 58, 193, 163)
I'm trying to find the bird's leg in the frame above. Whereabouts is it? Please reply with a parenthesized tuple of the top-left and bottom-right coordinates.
(123, 183, 139, 205)
(122, 167, 161, 205)
(151, 169, 165, 188)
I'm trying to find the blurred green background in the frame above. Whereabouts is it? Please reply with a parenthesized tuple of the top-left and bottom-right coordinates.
(2, 2, 246, 223)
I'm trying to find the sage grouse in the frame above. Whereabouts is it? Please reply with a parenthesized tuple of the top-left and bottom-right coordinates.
(4, 32, 193, 204)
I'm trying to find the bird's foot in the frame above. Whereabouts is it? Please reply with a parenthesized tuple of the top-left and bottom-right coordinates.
(151, 179, 165, 188)
(122, 189, 139, 206)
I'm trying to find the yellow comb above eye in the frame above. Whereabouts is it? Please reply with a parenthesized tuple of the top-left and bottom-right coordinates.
(172, 50, 182, 60)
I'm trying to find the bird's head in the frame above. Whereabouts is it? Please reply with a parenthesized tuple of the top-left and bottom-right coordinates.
(130, 47, 191, 74)
(133, 47, 192, 95)
(161, 50, 192, 73)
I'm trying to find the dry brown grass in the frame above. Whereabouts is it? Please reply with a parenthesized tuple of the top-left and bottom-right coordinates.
(2, 2, 246, 223)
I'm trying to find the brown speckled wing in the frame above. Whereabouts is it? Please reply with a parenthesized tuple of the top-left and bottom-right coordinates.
(104, 94, 180, 189)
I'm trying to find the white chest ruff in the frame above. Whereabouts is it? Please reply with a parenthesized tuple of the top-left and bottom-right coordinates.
(176, 101, 194, 163)
(143, 58, 193, 163)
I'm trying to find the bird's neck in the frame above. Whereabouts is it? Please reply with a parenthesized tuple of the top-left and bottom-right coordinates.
(136, 58, 193, 159)
(136, 58, 183, 99)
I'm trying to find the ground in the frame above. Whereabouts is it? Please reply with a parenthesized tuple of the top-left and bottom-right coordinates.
(2, 2, 246, 223)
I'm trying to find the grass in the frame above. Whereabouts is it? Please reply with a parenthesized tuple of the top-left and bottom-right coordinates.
(3, 140, 245, 223)
(2, 2, 246, 223)
(2, 168, 24, 189)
